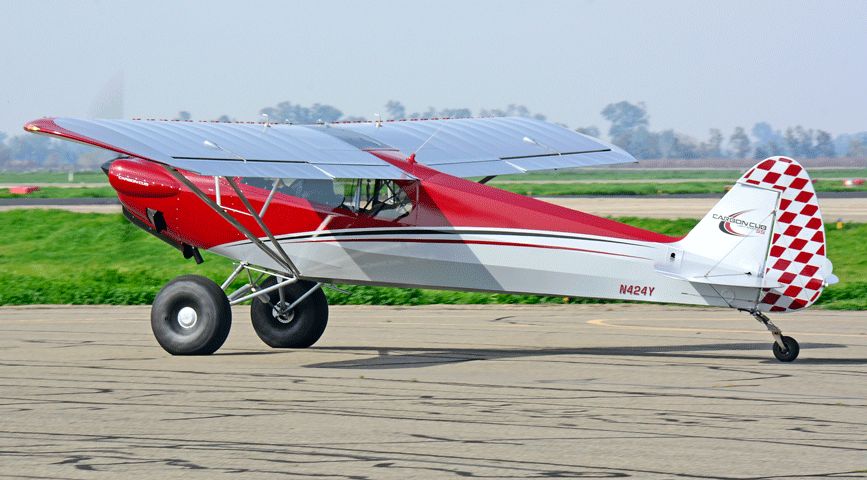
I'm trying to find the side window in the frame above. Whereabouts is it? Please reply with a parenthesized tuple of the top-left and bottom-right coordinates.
(282, 179, 345, 208)
(239, 177, 346, 209)
(345, 179, 414, 221)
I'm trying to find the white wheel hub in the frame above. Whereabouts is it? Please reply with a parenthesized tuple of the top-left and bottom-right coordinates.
(273, 303, 295, 324)
(177, 306, 198, 329)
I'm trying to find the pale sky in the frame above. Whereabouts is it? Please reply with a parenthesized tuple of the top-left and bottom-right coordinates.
(2, 0, 865, 140)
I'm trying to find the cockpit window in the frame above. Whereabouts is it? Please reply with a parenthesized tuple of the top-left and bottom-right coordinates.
(344, 179, 414, 221)
(283, 179, 345, 208)
(240, 177, 345, 209)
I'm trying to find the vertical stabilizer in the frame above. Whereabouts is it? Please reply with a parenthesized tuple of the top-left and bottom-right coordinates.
(678, 157, 835, 311)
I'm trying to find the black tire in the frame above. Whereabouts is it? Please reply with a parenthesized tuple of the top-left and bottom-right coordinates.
(250, 277, 328, 348)
(772, 336, 800, 362)
(150, 275, 232, 355)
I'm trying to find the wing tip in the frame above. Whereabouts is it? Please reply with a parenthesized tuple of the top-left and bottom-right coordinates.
(23, 117, 59, 134)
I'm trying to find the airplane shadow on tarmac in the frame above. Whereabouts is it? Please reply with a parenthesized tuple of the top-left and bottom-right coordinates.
(299, 342, 855, 369)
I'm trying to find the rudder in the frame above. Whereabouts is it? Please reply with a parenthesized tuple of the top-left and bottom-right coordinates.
(743, 157, 834, 311)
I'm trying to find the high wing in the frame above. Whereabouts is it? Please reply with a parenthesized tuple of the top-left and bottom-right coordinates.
(24, 117, 413, 180)
(333, 116, 635, 177)
(24, 116, 634, 179)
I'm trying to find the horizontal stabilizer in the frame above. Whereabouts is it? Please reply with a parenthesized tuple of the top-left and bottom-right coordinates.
(655, 269, 782, 289)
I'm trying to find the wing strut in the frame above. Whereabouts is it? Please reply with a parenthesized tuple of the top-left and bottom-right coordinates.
(162, 166, 301, 276)
(224, 176, 298, 272)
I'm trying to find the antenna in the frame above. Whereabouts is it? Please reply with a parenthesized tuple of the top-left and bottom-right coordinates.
(409, 121, 447, 162)
(203, 139, 247, 163)
(523, 136, 562, 156)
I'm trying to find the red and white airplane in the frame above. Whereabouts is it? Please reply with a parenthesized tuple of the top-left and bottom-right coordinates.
(25, 116, 837, 361)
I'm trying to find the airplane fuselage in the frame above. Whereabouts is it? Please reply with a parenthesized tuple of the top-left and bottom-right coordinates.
(108, 150, 763, 310)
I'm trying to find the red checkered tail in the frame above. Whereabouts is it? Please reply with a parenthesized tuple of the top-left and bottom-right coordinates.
(677, 157, 836, 312)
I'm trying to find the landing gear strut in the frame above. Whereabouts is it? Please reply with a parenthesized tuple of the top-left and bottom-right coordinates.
(744, 309, 800, 362)
(249, 276, 328, 348)
(222, 263, 329, 349)
(149, 168, 330, 355)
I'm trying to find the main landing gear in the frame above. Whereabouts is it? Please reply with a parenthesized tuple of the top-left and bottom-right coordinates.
(744, 309, 800, 362)
(149, 170, 331, 355)
(250, 276, 328, 348)
(150, 264, 329, 355)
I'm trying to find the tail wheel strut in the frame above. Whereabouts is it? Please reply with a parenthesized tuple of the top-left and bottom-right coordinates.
(746, 309, 800, 362)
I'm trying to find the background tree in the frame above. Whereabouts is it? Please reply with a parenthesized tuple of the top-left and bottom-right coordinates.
(700, 129, 724, 158)
(260, 101, 343, 124)
(658, 130, 699, 159)
(575, 126, 600, 138)
(384, 100, 406, 120)
(751, 122, 784, 158)
(622, 127, 661, 159)
(601, 101, 649, 139)
(729, 127, 751, 158)
(0, 132, 9, 167)
(601, 101, 659, 158)
(849, 137, 867, 158)
(814, 130, 835, 158)
(785, 126, 815, 158)
(478, 104, 545, 120)
(2, 99, 863, 171)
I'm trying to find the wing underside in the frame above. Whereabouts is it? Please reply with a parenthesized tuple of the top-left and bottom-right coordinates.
(25, 116, 634, 179)
(334, 116, 635, 177)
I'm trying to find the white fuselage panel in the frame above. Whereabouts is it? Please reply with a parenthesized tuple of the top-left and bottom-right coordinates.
(210, 228, 762, 309)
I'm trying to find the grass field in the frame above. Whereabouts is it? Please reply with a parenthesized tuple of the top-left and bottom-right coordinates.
(0, 210, 861, 309)
(0, 186, 116, 199)
(0, 171, 108, 183)
(488, 168, 867, 182)
(493, 181, 867, 196)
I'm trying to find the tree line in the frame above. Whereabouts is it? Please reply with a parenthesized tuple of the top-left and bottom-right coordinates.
(2, 100, 865, 171)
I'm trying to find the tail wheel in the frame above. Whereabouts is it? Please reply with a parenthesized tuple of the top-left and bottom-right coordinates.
(151, 275, 232, 355)
(250, 277, 328, 348)
(772, 336, 800, 362)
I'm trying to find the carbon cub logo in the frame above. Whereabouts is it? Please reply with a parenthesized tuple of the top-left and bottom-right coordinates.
(712, 209, 768, 237)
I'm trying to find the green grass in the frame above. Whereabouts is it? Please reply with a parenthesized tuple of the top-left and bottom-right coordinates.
(482, 168, 867, 182)
(0, 210, 861, 309)
(491, 181, 867, 196)
(0, 186, 116, 199)
(0, 171, 108, 183)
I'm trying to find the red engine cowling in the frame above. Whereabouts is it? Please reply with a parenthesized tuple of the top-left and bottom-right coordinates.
(108, 158, 180, 198)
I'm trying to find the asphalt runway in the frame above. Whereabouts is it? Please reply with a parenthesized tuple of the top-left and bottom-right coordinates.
(1, 304, 865, 478)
